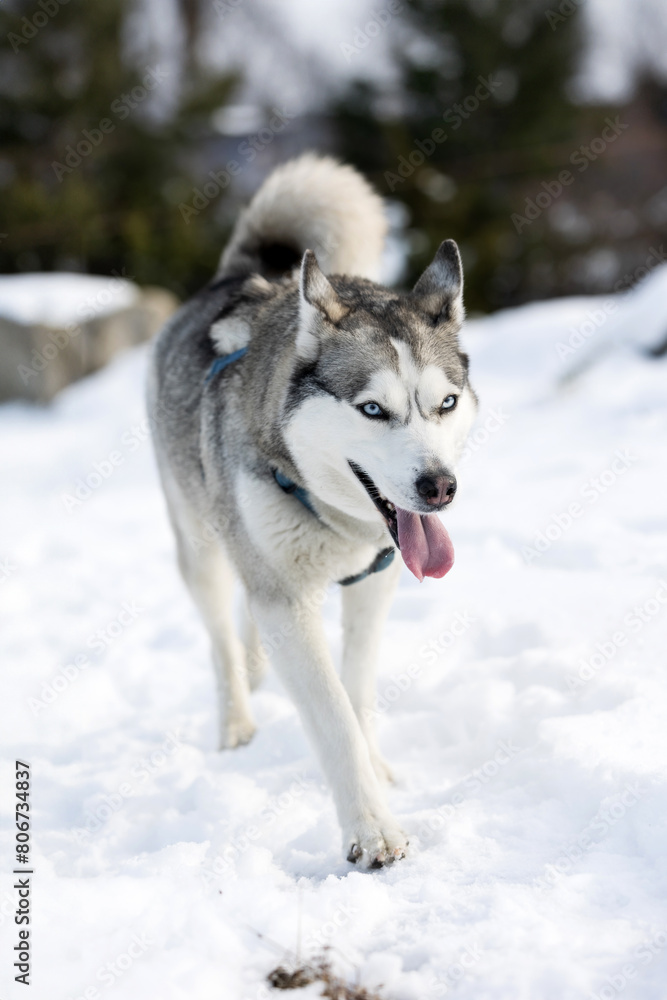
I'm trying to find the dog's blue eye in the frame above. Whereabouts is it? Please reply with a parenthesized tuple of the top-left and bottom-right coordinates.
(361, 401, 384, 418)
(441, 394, 457, 411)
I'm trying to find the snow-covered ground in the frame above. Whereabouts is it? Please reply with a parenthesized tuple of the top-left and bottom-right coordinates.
(1, 268, 666, 1000)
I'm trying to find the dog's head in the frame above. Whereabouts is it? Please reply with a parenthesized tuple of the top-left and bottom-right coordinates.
(284, 241, 477, 580)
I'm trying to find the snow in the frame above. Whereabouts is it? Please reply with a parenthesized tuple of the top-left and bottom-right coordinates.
(0, 274, 138, 328)
(197, 0, 399, 116)
(197, 0, 667, 114)
(576, 0, 667, 102)
(1, 268, 667, 1000)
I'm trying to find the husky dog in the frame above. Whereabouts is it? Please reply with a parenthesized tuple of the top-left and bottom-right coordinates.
(148, 154, 477, 868)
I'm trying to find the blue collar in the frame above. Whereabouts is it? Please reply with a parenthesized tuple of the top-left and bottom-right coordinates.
(272, 468, 318, 516)
(271, 468, 395, 586)
(339, 545, 395, 586)
(205, 346, 395, 586)
(205, 346, 248, 382)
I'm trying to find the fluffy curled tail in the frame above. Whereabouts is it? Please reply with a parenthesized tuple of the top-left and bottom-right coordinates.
(218, 153, 387, 281)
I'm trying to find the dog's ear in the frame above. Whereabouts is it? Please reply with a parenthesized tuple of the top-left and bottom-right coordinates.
(411, 240, 464, 324)
(296, 250, 349, 360)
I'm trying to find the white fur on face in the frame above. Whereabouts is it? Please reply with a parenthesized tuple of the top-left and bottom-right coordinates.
(355, 339, 461, 423)
(285, 394, 381, 522)
(285, 338, 477, 518)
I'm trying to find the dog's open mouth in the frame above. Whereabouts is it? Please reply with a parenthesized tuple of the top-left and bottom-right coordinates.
(349, 461, 455, 582)
(349, 461, 400, 547)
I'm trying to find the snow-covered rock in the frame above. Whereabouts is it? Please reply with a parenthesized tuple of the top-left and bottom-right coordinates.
(0, 273, 178, 403)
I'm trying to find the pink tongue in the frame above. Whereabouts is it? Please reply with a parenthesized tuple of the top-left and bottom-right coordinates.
(396, 508, 455, 582)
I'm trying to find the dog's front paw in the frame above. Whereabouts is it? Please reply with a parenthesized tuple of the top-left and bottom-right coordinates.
(219, 713, 256, 750)
(345, 815, 408, 869)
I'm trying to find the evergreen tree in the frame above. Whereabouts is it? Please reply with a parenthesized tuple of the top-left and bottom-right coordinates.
(0, 0, 235, 295)
(334, 0, 599, 311)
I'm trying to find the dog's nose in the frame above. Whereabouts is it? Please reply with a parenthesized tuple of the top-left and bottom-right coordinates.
(416, 473, 457, 506)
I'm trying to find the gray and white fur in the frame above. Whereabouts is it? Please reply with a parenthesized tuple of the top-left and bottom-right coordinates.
(147, 153, 477, 868)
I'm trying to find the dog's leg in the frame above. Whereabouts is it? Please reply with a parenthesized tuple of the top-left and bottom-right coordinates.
(341, 557, 402, 783)
(239, 596, 269, 690)
(249, 594, 407, 867)
(175, 531, 256, 750)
